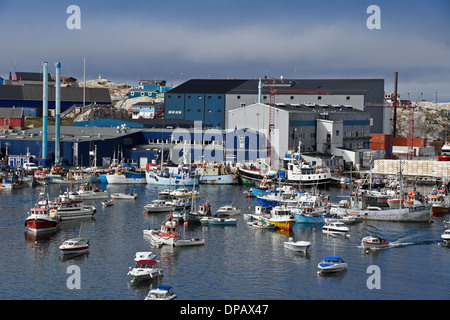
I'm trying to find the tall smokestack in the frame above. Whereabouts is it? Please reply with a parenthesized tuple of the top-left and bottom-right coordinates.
(42, 62, 48, 159)
(393, 72, 398, 137)
(258, 78, 262, 103)
(55, 62, 61, 164)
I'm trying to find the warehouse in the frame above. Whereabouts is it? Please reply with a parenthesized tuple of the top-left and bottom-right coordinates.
(164, 78, 388, 133)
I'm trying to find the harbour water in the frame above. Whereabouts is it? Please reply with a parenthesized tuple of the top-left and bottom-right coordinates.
(0, 183, 449, 300)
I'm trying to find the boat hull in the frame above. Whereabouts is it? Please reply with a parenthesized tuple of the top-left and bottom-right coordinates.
(145, 171, 198, 186)
(26, 217, 58, 233)
(268, 220, 295, 230)
(199, 174, 238, 184)
(57, 207, 96, 221)
(338, 205, 432, 222)
(284, 241, 312, 252)
(105, 175, 146, 184)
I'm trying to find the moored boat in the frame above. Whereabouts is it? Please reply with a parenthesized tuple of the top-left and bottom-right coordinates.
(144, 214, 180, 246)
(127, 259, 163, 282)
(266, 206, 295, 230)
(200, 217, 237, 226)
(283, 237, 312, 253)
(215, 205, 241, 217)
(25, 207, 58, 233)
(144, 200, 175, 213)
(322, 219, 350, 235)
(59, 238, 90, 255)
(54, 194, 96, 221)
(317, 256, 347, 274)
(145, 285, 177, 300)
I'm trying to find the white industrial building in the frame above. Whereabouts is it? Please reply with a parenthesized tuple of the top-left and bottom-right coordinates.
(228, 102, 376, 170)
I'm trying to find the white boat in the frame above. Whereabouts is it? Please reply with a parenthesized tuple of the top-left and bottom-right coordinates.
(283, 237, 312, 253)
(185, 203, 212, 223)
(127, 259, 163, 282)
(361, 234, 390, 249)
(317, 256, 347, 274)
(282, 148, 331, 186)
(68, 184, 109, 200)
(170, 188, 200, 198)
(266, 206, 295, 230)
(200, 217, 237, 225)
(25, 207, 58, 233)
(215, 205, 241, 217)
(145, 169, 198, 186)
(441, 229, 450, 246)
(105, 171, 146, 184)
(110, 192, 137, 200)
(246, 218, 276, 229)
(173, 238, 205, 247)
(144, 200, 175, 213)
(145, 285, 177, 300)
(59, 238, 90, 255)
(134, 251, 156, 262)
(102, 199, 114, 207)
(322, 219, 350, 235)
(54, 195, 96, 221)
(144, 215, 180, 246)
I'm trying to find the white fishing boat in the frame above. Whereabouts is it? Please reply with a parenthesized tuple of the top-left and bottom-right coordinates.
(145, 285, 177, 300)
(54, 194, 96, 221)
(144, 200, 175, 213)
(361, 234, 390, 249)
(215, 205, 241, 217)
(144, 214, 180, 246)
(145, 168, 198, 186)
(127, 259, 163, 282)
(59, 238, 90, 255)
(105, 171, 146, 184)
(266, 206, 295, 230)
(322, 219, 350, 235)
(317, 256, 347, 274)
(283, 237, 312, 253)
(170, 188, 200, 198)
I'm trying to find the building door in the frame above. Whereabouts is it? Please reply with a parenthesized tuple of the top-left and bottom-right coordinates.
(139, 156, 147, 169)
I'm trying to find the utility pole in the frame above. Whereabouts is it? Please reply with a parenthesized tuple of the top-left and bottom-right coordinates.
(393, 72, 398, 137)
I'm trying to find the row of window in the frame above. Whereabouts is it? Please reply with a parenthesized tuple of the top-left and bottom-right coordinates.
(148, 138, 223, 146)
(168, 95, 223, 100)
(167, 109, 222, 114)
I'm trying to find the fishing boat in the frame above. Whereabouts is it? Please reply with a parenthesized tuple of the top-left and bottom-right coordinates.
(166, 199, 191, 210)
(283, 237, 312, 253)
(145, 167, 198, 186)
(144, 200, 175, 213)
(145, 285, 177, 300)
(185, 203, 212, 223)
(34, 169, 51, 184)
(25, 207, 58, 233)
(215, 205, 241, 217)
(317, 256, 347, 274)
(200, 217, 237, 226)
(244, 205, 271, 221)
(238, 159, 276, 185)
(292, 204, 331, 224)
(196, 163, 239, 185)
(144, 214, 180, 246)
(59, 238, 90, 255)
(427, 187, 450, 215)
(437, 141, 450, 161)
(105, 170, 146, 184)
(361, 234, 390, 249)
(248, 176, 274, 197)
(127, 259, 163, 282)
(53, 194, 96, 221)
(266, 206, 295, 230)
(322, 219, 350, 235)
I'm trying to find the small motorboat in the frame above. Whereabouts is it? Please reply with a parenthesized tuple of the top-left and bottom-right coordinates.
(322, 219, 350, 236)
(441, 229, 450, 246)
(200, 217, 237, 226)
(361, 234, 390, 249)
(215, 205, 241, 217)
(173, 238, 205, 247)
(284, 237, 312, 253)
(134, 251, 156, 262)
(145, 285, 177, 300)
(111, 192, 137, 200)
(102, 199, 114, 207)
(247, 218, 276, 229)
(127, 259, 163, 282)
(59, 238, 90, 255)
(144, 214, 180, 246)
(170, 188, 200, 198)
(144, 200, 175, 213)
(317, 256, 347, 274)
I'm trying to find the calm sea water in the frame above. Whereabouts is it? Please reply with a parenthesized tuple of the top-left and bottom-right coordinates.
(0, 182, 449, 300)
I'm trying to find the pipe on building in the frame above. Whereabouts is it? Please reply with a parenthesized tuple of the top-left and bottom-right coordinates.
(42, 62, 48, 159)
(55, 62, 61, 163)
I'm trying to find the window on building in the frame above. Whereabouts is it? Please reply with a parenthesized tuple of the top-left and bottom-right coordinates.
(318, 96, 322, 100)
(336, 130, 340, 136)
(346, 96, 351, 100)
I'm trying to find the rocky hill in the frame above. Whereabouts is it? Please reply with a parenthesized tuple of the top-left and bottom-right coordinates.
(394, 101, 450, 141)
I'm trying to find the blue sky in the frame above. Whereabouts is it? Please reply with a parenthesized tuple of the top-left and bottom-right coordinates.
(0, 0, 449, 101)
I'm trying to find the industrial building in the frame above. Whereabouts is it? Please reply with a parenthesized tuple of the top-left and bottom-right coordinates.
(228, 102, 374, 169)
(164, 78, 389, 134)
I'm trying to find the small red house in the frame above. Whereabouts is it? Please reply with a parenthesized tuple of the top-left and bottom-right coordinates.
(0, 107, 25, 131)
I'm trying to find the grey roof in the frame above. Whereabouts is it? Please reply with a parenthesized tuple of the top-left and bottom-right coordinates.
(15, 72, 52, 81)
(0, 107, 24, 118)
(168, 78, 384, 96)
(0, 85, 111, 103)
